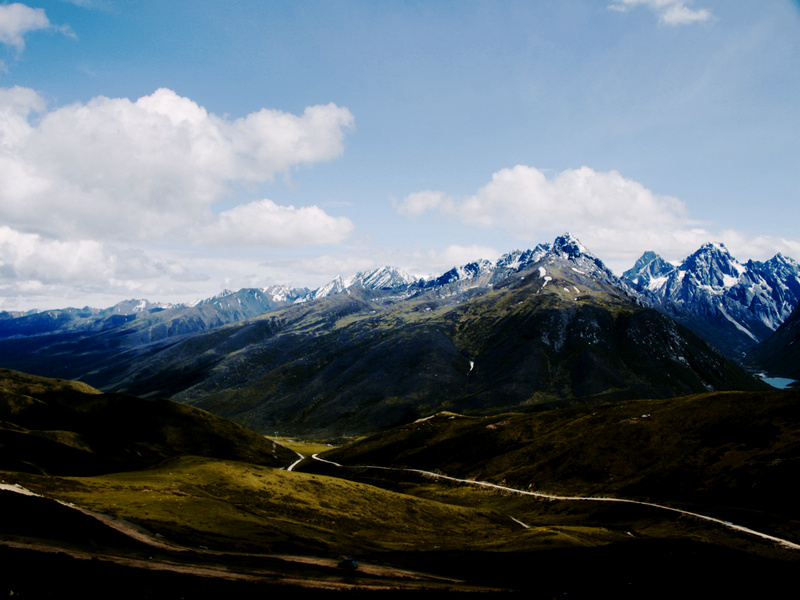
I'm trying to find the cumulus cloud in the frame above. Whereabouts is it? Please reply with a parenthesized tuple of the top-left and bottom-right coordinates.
(200, 199, 355, 248)
(0, 226, 206, 287)
(395, 190, 453, 218)
(0, 87, 355, 243)
(0, 226, 111, 285)
(714, 231, 800, 266)
(0, 225, 211, 310)
(0, 88, 356, 308)
(0, 221, 239, 310)
(609, 0, 712, 26)
(0, 3, 50, 49)
(397, 165, 689, 236)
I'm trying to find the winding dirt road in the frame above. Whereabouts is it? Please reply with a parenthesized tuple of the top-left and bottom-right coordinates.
(310, 454, 800, 551)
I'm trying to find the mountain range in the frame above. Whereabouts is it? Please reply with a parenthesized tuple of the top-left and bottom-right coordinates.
(622, 242, 800, 360)
(4, 234, 796, 363)
(4, 235, 800, 595)
(0, 234, 795, 435)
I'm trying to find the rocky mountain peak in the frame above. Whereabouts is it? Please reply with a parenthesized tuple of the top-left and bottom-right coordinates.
(346, 266, 418, 290)
(622, 251, 676, 288)
(543, 233, 621, 288)
(622, 243, 800, 358)
(681, 242, 744, 288)
(109, 299, 166, 315)
(551, 232, 590, 259)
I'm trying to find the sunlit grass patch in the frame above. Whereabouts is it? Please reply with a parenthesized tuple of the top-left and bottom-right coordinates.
(9, 456, 598, 557)
(269, 437, 342, 457)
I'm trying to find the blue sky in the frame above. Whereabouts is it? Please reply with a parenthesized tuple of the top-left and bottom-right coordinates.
(1, 0, 798, 310)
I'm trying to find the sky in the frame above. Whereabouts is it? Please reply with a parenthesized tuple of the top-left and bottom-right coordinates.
(0, 0, 799, 311)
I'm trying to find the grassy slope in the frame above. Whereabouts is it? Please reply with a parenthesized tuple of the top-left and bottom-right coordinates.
(2, 372, 799, 594)
(7, 454, 799, 598)
(2, 456, 569, 556)
(0, 369, 297, 474)
(314, 390, 800, 536)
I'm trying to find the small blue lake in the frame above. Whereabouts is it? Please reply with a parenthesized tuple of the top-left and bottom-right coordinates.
(761, 377, 797, 389)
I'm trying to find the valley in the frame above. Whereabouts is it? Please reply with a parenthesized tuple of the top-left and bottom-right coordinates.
(2, 369, 800, 596)
(1, 235, 799, 596)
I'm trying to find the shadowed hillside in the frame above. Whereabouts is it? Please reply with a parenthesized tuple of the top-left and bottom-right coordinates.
(0, 369, 296, 475)
(155, 258, 766, 436)
(748, 302, 800, 383)
(1, 372, 798, 596)
(312, 389, 800, 532)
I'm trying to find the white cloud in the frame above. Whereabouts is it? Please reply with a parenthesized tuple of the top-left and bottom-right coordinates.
(0, 87, 355, 243)
(0, 87, 357, 309)
(398, 165, 690, 237)
(428, 244, 500, 272)
(396, 164, 800, 275)
(200, 199, 355, 248)
(714, 231, 800, 266)
(395, 190, 453, 217)
(609, 0, 712, 26)
(0, 3, 50, 49)
(0, 224, 221, 309)
(0, 226, 111, 285)
(0, 226, 205, 286)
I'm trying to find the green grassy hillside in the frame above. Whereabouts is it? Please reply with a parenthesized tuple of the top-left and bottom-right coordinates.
(313, 389, 800, 536)
(2, 371, 798, 596)
(0, 369, 296, 474)
(3, 455, 551, 556)
(5, 452, 798, 597)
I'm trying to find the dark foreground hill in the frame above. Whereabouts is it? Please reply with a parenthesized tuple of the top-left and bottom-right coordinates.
(312, 389, 800, 528)
(0, 369, 296, 475)
(1, 372, 798, 597)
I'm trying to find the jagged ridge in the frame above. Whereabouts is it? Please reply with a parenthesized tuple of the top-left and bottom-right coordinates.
(623, 242, 800, 358)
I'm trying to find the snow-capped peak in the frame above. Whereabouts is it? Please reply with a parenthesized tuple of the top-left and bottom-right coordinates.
(622, 243, 800, 355)
(551, 232, 589, 258)
(544, 233, 620, 285)
(495, 245, 550, 270)
(344, 266, 418, 290)
(681, 242, 745, 290)
(260, 284, 305, 303)
(110, 299, 175, 315)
